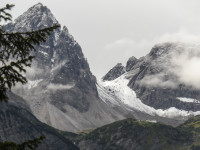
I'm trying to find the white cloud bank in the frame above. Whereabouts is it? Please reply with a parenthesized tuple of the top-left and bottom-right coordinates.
(139, 42, 200, 89)
(47, 83, 75, 91)
(104, 28, 200, 89)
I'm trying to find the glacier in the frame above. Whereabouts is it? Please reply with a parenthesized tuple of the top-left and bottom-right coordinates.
(98, 73, 200, 118)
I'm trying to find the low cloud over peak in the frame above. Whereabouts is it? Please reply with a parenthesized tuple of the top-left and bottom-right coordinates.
(139, 42, 200, 90)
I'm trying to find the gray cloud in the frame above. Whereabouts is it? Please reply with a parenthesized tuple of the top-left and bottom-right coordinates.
(170, 45, 200, 89)
(47, 83, 75, 91)
(25, 64, 44, 79)
(139, 73, 178, 89)
(140, 43, 200, 89)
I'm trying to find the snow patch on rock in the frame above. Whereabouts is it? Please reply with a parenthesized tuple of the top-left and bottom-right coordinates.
(38, 50, 49, 57)
(27, 79, 43, 89)
(177, 97, 200, 104)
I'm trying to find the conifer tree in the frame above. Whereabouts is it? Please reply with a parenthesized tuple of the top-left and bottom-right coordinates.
(0, 4, 59, 101)
(0, 136, 45, 150)
(0, 4, 59, 149)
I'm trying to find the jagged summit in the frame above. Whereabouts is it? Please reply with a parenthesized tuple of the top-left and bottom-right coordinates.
(127, 56, 137, 61)
(115, 63, 124, 67)
(6, 3, 124, 132)
(63, 26, 69, 34)
(126, 56, 138, 72)
(99, 41, 200, 126)
(34, 2, 43, 7)
(12, 3, 58, 31)
(102, 63, 126, 81)
(127, 42, 200, 111)
(61, 25, 76, 42)
(148, 42, 180, 60)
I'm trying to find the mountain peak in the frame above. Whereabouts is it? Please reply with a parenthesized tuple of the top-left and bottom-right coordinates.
(33, 2, 43, 8)
(115, 63, 123, 67)
(102, 63, 126, 81)
(30, 2, 44, 10)
(126, 56, 138, 72)
(62, 26, 69, 34)
(29, 2, 50, 12)
(148, 42, 177, 59)
(13, 3, 58, 31)
(20, 2, 47, 16)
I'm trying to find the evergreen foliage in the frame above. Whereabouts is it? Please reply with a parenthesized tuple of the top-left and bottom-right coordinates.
(0, 4, 59, 101)
(0, 4, 59, 150)
(0, 136, 45, 150)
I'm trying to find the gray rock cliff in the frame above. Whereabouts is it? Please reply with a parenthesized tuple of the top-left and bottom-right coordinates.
(127, 43, 200, 111)
(5, 3, 124, 132)
(102, 63, 126, 81)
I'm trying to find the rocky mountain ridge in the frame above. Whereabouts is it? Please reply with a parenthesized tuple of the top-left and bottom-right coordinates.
(1, 2, 200, 150)
(6, 3, 125, 132)
(1, 93, 79, 150)
(102, 63, 126, 81)
(3, 1, 200, 138)
(128, 42, 200, 111)
(100, 42, 200, 124)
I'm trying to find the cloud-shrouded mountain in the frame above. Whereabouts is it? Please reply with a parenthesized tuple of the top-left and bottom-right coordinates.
(99, 42, 200, 124)
(128, 43, 200, 110)
(2, 3, 200, 143)
(3, 2, 200, 150)
(4, 3, 125, 132)
(5, 3, 198, 131)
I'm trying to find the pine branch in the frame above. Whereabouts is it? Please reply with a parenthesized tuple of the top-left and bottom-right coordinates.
(0, 4, 14, 22)
(0, 136, 45, 150)
(18, 136, 45, 150)
(1, 25, 60, 36)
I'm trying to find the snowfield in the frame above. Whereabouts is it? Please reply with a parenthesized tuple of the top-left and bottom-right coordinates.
(177, 97, 200, 104)
(27, 79, 43, 89)
(97, 74, 200, 118)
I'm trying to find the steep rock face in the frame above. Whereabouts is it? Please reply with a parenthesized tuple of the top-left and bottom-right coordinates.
(0, 94, 79, 150)
(126, 56, 138, 72)
(6, 3, 124, 132)
(99, 42, 200, 126)
(128, 43, 200, 111)
(102, 63, 126, 81)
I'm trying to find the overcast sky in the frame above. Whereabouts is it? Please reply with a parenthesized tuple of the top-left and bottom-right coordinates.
(1, 0, 200, 79)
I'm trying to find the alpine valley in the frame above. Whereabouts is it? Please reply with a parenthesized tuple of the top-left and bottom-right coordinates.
(2, 3, 200, 150)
